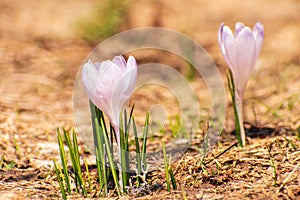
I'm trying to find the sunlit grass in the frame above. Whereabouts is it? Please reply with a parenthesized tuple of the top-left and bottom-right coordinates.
(54, 129, 88, 198)
(168, 116, 183, 138)
(53, 160, 67, 200)
(75, 0, 129, 44)
(0, 155, 16, 170)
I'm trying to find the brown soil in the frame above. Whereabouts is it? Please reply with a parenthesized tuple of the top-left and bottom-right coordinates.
(0, 0, 300, 199)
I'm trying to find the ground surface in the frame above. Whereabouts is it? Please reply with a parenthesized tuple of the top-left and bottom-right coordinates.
(0, 0, 300, 199)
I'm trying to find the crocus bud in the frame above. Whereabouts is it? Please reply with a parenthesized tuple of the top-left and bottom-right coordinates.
(218, 22, 264, 97)
(82, 55, 138, 141)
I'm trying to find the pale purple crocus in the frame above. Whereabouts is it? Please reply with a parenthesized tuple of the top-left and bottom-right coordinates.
(82, 55, 138, 145)
(218, 22, 264, 146)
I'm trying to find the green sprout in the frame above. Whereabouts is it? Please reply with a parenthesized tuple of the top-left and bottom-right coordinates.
(162, 141, 177, 192)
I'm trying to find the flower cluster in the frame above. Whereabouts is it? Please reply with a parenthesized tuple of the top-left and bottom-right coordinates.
(79, 21, 265, 196)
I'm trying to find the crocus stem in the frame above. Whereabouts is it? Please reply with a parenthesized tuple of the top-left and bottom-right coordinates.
(235, 93, 246, 146)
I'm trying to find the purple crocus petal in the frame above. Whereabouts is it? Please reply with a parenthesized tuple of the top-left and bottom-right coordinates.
(218, 23, 225, 53)
(125, 56, 138, 85)
(235, 27, 256, 68)
(93, 62, 101, 71)
(234, 27, 256, 95)
(112, 55, 127, 70)
(93, 60, 121, 126)
(235, 22, 245, 37)
(82, 60, 99, 103)
(253, 22, 264, 58)
(222, 25, 237, 73)
(126, 56, 137, 72)
(219, 23, 233, 69)
(82, 60, 119, 126)
(113, 56, 138, 114)
(96, 61, 119, 97)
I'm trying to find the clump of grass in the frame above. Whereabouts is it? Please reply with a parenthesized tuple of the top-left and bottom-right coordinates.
(90, 102, 150, 195)
(75, 0, 129, 44)
(0, 155, 16, 170)
(91, 104, 121, 196)
(53, 161, 67, 200)
(168, 115, 185, 138)
(53, 129, 87, 199)
(54, 103, 151, 198)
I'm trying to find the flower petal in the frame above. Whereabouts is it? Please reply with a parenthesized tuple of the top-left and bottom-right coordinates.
(253, 22, 264, 58)
(235, 22, 245, 37)
(123, 55, 137, 94)
(234, 27, 256, 94)
(218, 23, 225, 52)
(82, 60, 99, 103)
(112, 55, 127, 70)
(222, 25, 237, 73)
(126, 56, 137, 72)
(126, 56, 138, 83)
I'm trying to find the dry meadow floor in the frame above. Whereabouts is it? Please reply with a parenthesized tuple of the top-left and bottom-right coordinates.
(0, 0, 299, 199)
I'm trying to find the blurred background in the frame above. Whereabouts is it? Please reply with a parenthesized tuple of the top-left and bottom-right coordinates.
(0, 0, 299, 169)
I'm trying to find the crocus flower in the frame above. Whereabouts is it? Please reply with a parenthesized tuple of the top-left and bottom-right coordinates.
(218, 22, 264, 96)
(82, 55, 138, 145)
(218, 22, 264, 146)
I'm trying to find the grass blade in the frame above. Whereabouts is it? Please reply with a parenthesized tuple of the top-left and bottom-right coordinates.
(297, 126, 300, 141)
(119, 114, 129, 192)
(168, 159, 177, 190)
(53, 160, 67, 200)
(94, 117, 107, 196)
(133, 117, 142, 185)
(72, 130, 84, 192)
(162, 141, 170, 192)
(90, 101, 108, 195)
(141, 113, 149, 172)
(57, 129, 71, 194)
(98, 118, 121, 196)
(201, 125, 209, 164)
(284, 137, 297, 150)
(83, 157, 92, 192)
(63, 129, 87, 196)
(125, 104, 135, 151)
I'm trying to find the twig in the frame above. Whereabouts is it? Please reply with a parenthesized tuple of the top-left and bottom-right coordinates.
(204, 141, 238, 165)
(276, 162, 300, 193)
